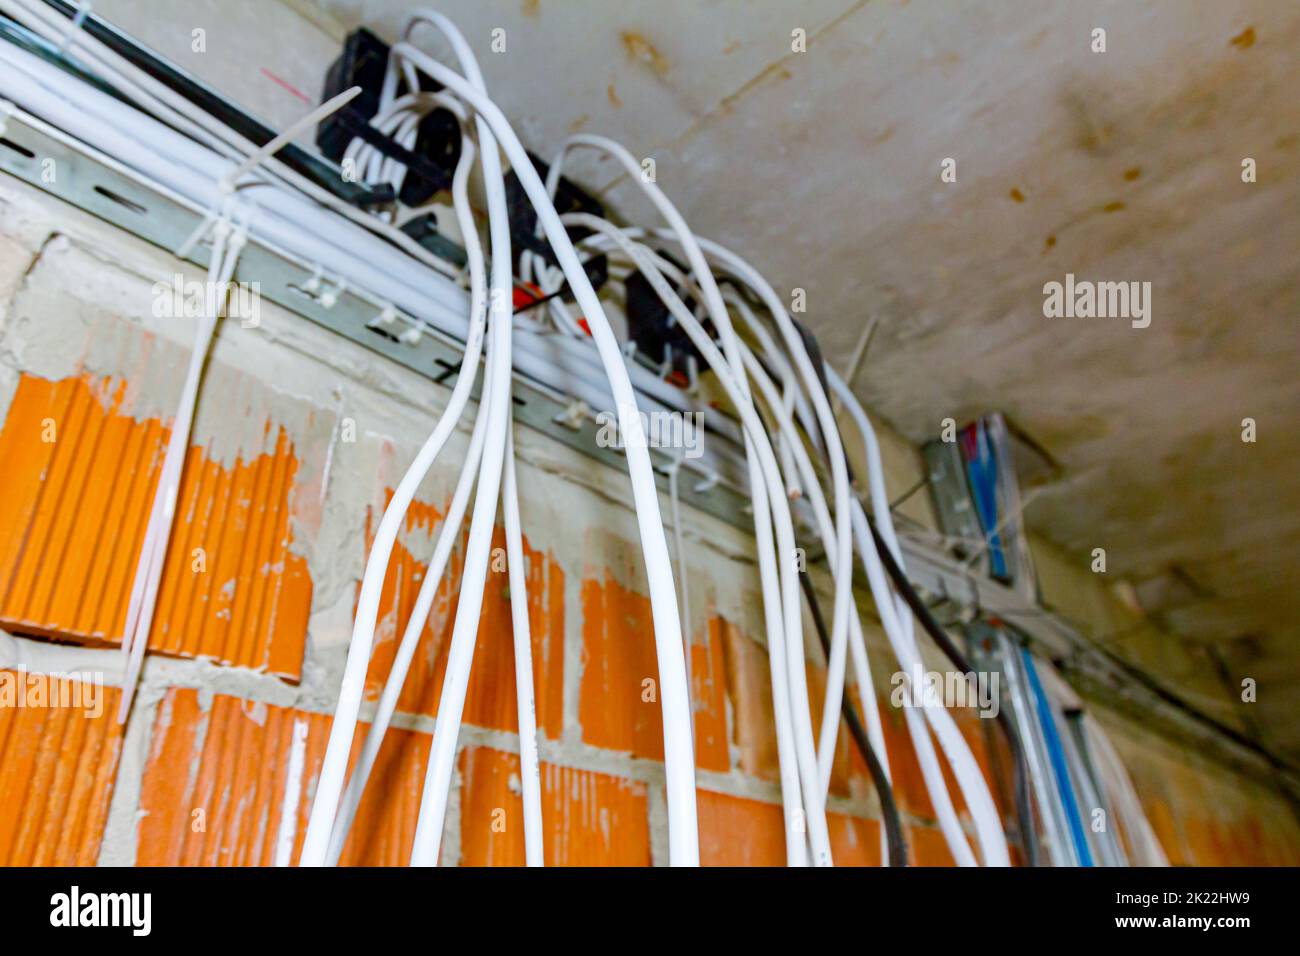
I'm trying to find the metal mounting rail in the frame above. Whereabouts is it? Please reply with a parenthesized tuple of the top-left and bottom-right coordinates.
(0, 103, 755, 530)
(897, 531, 1300, 799)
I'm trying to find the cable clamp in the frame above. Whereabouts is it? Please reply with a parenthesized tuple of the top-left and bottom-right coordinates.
(318, 276, 347, 309)
(369, 303, 398, 329)
(553, 400, 590, 432)
(57, 1, 93, 57)
(299, 264, 324, 296)
(175, 196, 240, 261)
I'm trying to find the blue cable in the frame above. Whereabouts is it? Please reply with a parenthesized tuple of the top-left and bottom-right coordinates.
(1021, 647, 1094, 866)
(962, 423, 1009, 578)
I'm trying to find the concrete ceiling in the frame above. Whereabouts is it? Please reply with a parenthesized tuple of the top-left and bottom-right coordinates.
(98, 1, 1300, 756)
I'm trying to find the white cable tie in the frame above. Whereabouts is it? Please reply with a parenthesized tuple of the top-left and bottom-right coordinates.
(57, 1, 93, 57)
(554, 399, 590, 431)
(219, 86, 361, 195)
(174, 206, 219, 261)
(692, 471, 719, 494)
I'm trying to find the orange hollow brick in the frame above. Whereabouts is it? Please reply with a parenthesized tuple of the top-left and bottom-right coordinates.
(0, 671, 124, 866)
(578, 573, 730, 772)
(0, 373, 312, 680)
(137, 688, 431, 866)
(459, 746, 651, 866)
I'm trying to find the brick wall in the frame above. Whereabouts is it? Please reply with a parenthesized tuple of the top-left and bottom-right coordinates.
(1, 176, 1298, 867)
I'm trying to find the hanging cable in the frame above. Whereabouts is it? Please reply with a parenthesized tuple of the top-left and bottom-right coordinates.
(864, 514, 1039, 867)
(117, 207, 246, 722)
(300, 105, 489, 865)
(375, 39, 696, 864)
(561, 213, 822, 863)
(319, 121, 492, 864)
(637, 227, 1008, 864)
(798, 571, 907, 865)
(1022, 647, 1093, 866)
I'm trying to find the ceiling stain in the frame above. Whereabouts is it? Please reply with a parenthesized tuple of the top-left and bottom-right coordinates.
(1009, 187, 1025, 202)
(1064, 85, 1118, 155)
(1102, 200, 1127, 213)
(620, 30, 670, 76)
(1124, 166, 1142, 181)
(606, 82, 622, 109)
(521, 0, 540, 17)
(1229, 26, 1256, 49)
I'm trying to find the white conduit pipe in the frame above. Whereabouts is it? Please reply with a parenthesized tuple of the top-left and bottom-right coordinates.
(401, 21, 520, 868)
(639, 231, 858, 803)
(299, 127, 490, 865)
(0, 40, 748, 465)
(566, 216, 835, 864)
(502, 415, 545, 865)
(389, 42, 697, 865)
(318, 127, 490, 863)
(733, 344, 894, 863)
(643, 229, 1010, 864)
(3, 0, 463, 280)
(549, 141, 831, 862)
(0, 37, 735, 441)
(0, 41, 469, 324)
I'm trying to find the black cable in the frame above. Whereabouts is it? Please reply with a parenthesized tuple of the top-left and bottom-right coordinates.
(799, 571, 908, 866)
(742, 395, 907, 864)
(866, 517, 1039, 867)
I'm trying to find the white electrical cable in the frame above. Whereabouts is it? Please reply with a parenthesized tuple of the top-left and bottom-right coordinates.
(1082, 715, 1168, 866)
(641, 229, 1009, 865)
(318, 121, 492, 862)
(825, 371, 1011, 866)
(128, 98, 395, 716)
(395, 18, 523, 868)
(733, 343, 895, 861)
(375, 40, 696, 862)
(299, 114, 490, 865)
(117, 212, 246, 723)
(619, 224, 858, 806)
(502, 415, 545, 865)
(547, 136, 839, 863)
(2, 3, 1011, 868)
(564, 214, 842, 864)
(325, 351, 494, 865)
